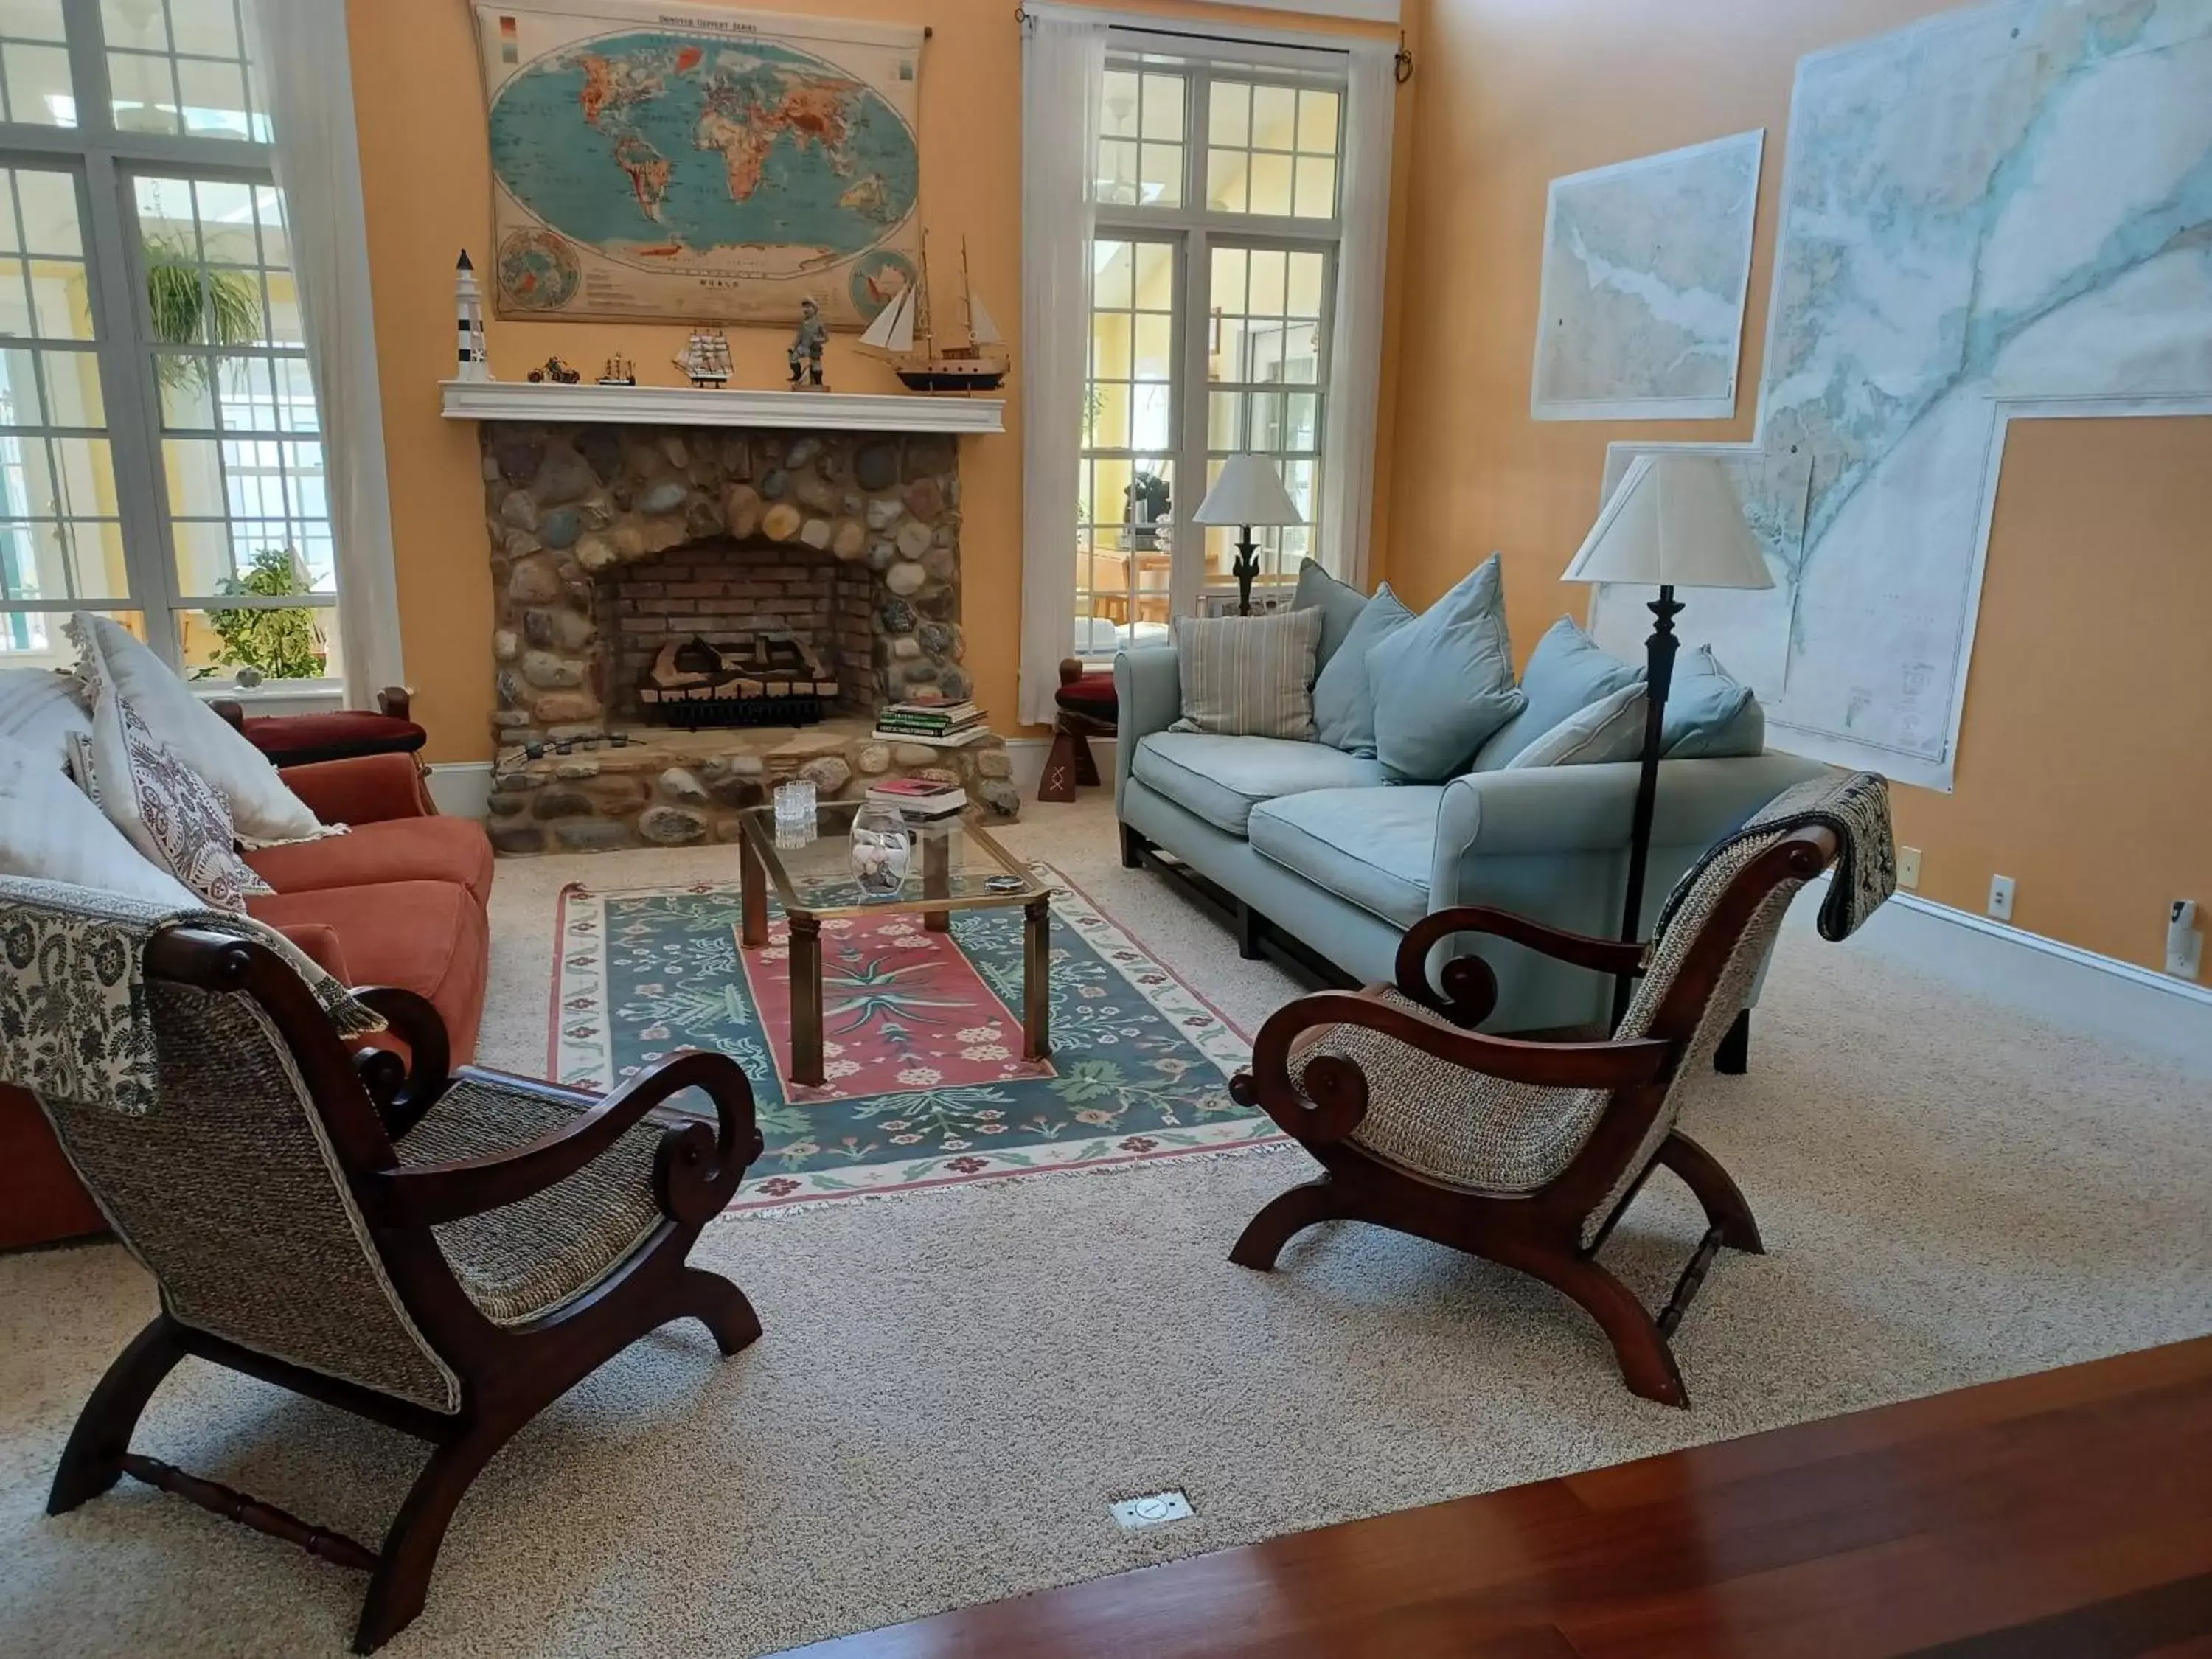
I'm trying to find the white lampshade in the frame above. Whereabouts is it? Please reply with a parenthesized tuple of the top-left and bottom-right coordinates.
(1561, 454, 1774, 591)
(1191, 453, 1304, 527)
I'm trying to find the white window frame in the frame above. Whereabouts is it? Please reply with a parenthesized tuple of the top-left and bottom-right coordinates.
(0, 0, 336, 691)
(1079, 27, 1351, 658)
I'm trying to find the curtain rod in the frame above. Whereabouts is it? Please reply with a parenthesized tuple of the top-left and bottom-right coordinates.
(1106, 20, 1347, 55)
(1014, 5, 1360, 59)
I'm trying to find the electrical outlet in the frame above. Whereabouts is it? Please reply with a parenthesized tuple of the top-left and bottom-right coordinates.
(2168, 900, 2203, 980)
(1896, 846, 1922, 891)
(1987, 874, 2015, 922)
(1110, 1490, 1194, 1530)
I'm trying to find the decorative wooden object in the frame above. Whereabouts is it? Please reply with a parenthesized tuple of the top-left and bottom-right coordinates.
(1228, 825, 1837, 1407)
(1038, 659, 1113, 804)
(44, 933, 764, 1653)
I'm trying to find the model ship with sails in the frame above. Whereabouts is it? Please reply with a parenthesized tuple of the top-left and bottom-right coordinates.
(673, 327, 732, 387)
(858, 235, 1008, 394)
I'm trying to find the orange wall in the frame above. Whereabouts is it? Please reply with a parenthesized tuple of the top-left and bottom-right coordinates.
(1907, 417, 2212, 970)
(1385, 0, 2212, 975)
(346, 0, 1411, 764)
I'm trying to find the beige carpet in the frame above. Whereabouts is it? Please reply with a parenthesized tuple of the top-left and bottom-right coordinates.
(4, 795, 2208, 1658)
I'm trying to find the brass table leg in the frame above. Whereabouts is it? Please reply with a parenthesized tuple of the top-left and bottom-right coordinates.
(923, 827, 950, 933)
(789, 914, 824, 1085)
(740, 832, 768, 949)
(1023, 895, 1051, 1062)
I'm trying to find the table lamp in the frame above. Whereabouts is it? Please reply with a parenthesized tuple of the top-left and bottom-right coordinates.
(1192, 454, 1306, 616)
(1562, 453, 1773, 1007)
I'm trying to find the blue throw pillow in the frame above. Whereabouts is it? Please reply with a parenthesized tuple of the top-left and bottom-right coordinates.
(1662, 645, 1761, 757)
(1312, 581, 1415, 756)
(1470, 616, 1646, 771)
(1293, 557, 1370, 674)
(1366, 554, 1525, 782)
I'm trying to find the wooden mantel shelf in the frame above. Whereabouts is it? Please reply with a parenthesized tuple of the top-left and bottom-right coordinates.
(439, 379, 1005, 435)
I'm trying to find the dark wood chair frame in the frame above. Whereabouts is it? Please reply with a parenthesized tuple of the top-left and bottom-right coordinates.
(45, 928, 765, 1653)
(1228, 824, 1837, 1408)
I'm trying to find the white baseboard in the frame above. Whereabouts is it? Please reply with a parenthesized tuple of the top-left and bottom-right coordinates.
(426, 761, 493, 819)
(434, 740, 1071, 819)
(1805, 877, 2212, 1073)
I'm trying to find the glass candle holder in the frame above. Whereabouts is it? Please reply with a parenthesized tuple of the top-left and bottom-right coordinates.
(773, 780, 813, 833)
(847, 801, 912, 899)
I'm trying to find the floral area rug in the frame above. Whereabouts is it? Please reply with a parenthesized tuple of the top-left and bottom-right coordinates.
(549, 866, 1277, 1211)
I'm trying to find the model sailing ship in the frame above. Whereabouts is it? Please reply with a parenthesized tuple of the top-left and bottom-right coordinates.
(673, 328, 732, 387)
(858, 236, 1008, 394)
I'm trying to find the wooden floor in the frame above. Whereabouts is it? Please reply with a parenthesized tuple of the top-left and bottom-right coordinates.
(796, 1336, 2212, 1658)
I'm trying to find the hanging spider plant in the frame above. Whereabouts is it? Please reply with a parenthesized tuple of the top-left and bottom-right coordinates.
(143, 235, 262, 391)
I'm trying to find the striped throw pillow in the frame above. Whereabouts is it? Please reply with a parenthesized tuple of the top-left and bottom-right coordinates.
(1169, 608, 1325, 740)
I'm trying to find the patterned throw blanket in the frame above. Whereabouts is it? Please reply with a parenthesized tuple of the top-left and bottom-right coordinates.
(0, 875, 383, 1116)
(1655, 769, 1897, 945)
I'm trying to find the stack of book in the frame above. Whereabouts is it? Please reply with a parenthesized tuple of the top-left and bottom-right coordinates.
(864, 776, 966, 822)
(872, 698, 987, 747)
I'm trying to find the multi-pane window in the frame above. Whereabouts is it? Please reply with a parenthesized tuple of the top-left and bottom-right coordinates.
(1074, 235, 1175, 653)
(0, 0, 74, 128)
(100, 0, 268, 141)
(1096, 67, 1183, 210)
(0, 164, 121, 665)
(140, 173, 332, 677)
(0, 0, 333, 684)
(1206, 80, 1338, 219)
(1076, 48, 1342, 658)
(1204, 243, 1325, 579)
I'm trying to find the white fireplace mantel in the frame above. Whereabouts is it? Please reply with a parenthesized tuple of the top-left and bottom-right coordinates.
(439, 379, 1005, 435)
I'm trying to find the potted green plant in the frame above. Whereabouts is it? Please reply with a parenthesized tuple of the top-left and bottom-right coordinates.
(195, 547, 328, 681)
(143, 235, 262, 388)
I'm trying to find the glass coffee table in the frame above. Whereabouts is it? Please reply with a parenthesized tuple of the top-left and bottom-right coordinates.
(736, 800, 1052, 1086)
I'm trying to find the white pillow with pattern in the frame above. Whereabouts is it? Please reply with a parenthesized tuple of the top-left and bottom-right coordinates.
(68, 654, 274, 916)
(67, 612, 333, 847)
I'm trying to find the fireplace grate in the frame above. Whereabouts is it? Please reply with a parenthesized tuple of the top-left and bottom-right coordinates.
(636, 631, 838, 730)
(647, 692, 828, 730)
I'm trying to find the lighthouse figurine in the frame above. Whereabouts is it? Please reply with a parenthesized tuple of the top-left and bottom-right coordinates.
(455, 251, 492, 382)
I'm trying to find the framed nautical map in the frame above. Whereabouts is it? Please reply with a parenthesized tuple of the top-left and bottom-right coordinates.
(1531, 130, 1763, 422)
(472, 1, 923, 327)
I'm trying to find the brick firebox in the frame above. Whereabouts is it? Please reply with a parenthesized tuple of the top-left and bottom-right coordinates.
(594, 538, 877, 725)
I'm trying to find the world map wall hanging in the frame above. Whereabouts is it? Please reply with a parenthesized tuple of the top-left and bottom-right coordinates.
(471, 1, 923, 328)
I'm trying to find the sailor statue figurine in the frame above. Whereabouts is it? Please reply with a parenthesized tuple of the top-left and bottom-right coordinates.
(786, 297, 827, 390)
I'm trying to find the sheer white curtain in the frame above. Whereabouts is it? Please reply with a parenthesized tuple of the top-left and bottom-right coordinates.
(1017, 5, 1107, 727)
(247, 0, 405, 705)
(1318, 41, 1396, 590)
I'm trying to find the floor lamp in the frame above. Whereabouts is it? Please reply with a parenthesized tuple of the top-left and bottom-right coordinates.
(1192, 454, 1306, 616)
(1561, 454, 1773, 1022)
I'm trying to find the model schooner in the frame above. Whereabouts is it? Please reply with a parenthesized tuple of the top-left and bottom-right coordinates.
(673, 328, 732, 386)
(858, 236, 1009, 394)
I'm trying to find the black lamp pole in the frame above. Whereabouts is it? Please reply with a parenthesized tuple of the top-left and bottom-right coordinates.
(1232, 528, 1260, 616)
(1613, 582, 1681, 1025)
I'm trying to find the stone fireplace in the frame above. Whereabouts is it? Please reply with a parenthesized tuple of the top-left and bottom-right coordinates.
(472, 420, 1015, 853)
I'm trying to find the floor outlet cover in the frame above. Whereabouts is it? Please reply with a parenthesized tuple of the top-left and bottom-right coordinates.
(1110, 1490, 1194, 1529)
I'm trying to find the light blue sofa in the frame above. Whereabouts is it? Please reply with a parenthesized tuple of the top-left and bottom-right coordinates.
(1113, 644, 1826, 1033)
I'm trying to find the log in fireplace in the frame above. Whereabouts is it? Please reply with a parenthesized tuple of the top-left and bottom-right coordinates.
(636, 631, 839, 728)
